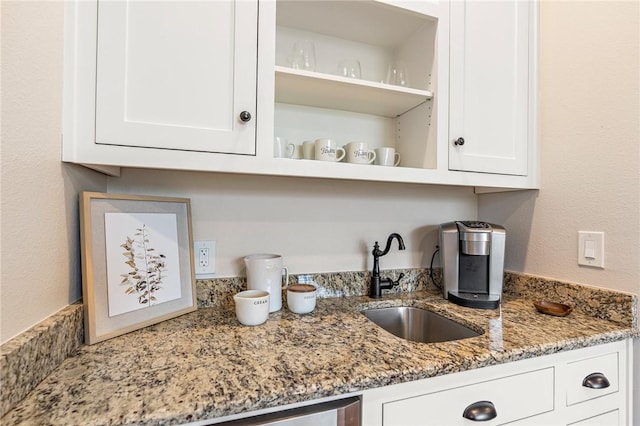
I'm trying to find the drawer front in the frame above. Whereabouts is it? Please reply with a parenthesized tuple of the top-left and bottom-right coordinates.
(565, 352, 619, 406)
(568, 409, 619, 425)
(382, 368, 554, 426)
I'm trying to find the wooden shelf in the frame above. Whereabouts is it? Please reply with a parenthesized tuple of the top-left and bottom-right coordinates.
(274, 66, 433, 118)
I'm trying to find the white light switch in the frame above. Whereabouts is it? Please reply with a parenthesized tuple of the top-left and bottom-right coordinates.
(578, 231, 604, 268)
(584, 240, 596, 259)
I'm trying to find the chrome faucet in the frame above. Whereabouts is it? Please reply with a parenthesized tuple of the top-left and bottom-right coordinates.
(370, 233, 406, 298)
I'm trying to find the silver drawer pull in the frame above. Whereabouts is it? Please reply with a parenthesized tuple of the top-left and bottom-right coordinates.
(582, 372, 610, 389)
(462, 400, 497, 421)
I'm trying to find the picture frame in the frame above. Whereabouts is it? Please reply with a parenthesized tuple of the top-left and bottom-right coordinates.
(79, 192, 196, 344)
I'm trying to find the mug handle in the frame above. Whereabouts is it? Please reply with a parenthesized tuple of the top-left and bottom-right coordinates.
(282, 267, 289, 289)
(335, 147, 346, 162)
(394, 152, 401, 167)
(367, 150, 377, 164)
(286, 143, 295, 159)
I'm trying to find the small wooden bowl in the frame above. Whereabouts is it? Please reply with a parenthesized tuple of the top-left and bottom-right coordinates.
(533, 300, 573, 317)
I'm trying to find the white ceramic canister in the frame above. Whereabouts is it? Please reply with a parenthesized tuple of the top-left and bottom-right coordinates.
(244, 254, 288, 312)
(286, 284, 317, 314)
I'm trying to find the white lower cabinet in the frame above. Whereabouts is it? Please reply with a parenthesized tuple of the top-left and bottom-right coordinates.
(361, 340, 632, 426)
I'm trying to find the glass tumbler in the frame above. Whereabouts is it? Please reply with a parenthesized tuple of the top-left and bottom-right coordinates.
(290, 40, 316, 71)
(338, 59, 361, 79)
(385, 61, 409, 87)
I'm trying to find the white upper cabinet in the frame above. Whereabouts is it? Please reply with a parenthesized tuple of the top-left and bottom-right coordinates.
(449, 0, 534, 176)
(94, 0, 257, 155)
(63, 0, 538, 190)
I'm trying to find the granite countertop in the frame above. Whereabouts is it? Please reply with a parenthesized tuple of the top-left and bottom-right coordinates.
(2, 288, 635, 426)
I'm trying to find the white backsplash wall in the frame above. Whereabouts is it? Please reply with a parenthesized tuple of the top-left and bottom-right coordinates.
(107, 169, 477, 277)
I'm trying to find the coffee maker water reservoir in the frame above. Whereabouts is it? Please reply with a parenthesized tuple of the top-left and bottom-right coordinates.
(439, 221, 506, 309)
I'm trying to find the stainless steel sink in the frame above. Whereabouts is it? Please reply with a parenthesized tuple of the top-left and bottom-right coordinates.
(362, 306, 481, 343)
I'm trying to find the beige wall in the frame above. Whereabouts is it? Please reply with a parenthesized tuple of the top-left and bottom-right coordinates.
(479, 0, 640, 295)
(1, 2, 107, 343)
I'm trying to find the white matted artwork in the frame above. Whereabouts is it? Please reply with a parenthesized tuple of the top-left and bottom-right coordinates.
(80, 192, 196, 345)
(104, 213, 182, 317)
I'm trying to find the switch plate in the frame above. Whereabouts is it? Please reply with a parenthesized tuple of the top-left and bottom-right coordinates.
(578, 231, 604, 268)
(194, 240, 216, 278)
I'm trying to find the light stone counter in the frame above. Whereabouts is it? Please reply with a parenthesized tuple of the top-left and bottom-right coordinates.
(2, 283, 637, 426)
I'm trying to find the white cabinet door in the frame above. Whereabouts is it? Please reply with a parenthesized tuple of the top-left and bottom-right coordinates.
(448, 0, 532, 176)
(95, 0, 257, 155)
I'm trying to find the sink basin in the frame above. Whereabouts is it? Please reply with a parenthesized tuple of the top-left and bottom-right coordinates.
(362, 306, 481, 343)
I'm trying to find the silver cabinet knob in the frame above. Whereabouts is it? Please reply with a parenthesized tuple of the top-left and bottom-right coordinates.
(239, 111, 252, 122)
(454, 137, 465, 146)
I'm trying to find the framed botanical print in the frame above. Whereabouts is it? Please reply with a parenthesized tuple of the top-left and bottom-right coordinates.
(79, 192, 196, 344)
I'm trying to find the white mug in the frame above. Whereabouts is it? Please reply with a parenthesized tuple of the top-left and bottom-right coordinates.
(314, 139, 346, 162)
(288, 144, 303, 159)
(345, 141, 376, 165)
(274, 137, 294, 158)
(244, 254, 288, 312)
(233, 290, 270, 326)
(286, 284, 317, 314)
(375, 147, 401, 167)
(302, 140, 316, 160)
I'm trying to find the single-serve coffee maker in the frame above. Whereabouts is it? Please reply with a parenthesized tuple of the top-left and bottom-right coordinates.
(439, 221, 506, 309)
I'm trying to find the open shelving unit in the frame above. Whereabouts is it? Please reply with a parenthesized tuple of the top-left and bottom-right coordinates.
(273, 0, 441, 170)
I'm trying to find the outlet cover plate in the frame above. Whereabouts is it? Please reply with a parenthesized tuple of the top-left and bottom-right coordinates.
(194, 240, 216, 278)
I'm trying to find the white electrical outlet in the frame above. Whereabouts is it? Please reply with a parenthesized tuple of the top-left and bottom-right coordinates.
(194, 240, 216, 278)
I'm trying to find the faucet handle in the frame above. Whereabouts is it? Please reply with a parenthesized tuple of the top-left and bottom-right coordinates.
(391, 273, 405, 287)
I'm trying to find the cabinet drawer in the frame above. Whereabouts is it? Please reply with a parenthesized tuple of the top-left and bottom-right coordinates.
(382, 368, 554, 425)
(565, 352, 618, 406)
(568, 410, 619, 425)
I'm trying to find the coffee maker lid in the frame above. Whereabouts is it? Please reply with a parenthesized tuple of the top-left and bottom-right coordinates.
(457, 221, 492, 231)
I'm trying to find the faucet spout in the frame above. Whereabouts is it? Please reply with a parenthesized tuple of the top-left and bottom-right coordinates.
(370, 233, 406, 298)
(373, 233, 406, 258)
